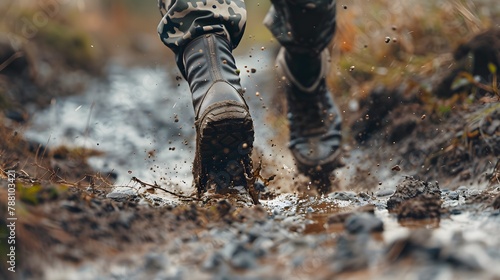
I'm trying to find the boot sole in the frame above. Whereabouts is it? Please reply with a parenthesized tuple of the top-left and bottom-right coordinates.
(194, 101, 254, 195)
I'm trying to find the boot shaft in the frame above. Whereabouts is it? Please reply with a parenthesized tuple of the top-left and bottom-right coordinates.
(182, 34, 245, 119)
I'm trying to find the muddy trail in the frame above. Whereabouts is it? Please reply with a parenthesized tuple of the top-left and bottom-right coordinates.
(0, 33, 498, 280)
(1, 0, 500, 273)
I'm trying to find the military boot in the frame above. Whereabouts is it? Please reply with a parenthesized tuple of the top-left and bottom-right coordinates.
(183, 34, 254, 196)
(277, 48, 342, 193)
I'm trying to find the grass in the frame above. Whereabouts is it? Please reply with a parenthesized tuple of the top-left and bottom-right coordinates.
(329, 0, 499, 101)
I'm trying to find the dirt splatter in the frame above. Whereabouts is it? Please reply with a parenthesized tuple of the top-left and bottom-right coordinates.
(387, 177, 442, 220)
(397, 195, 443, 220)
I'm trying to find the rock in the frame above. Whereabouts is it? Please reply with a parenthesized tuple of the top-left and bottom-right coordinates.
(386, 229, 440, 262)
(445, 244, 484, 270)
(332, 234, 370, 272)
(448, 191, 459, 200)
(344, 213, 384, 234)
(202, 252, 223, 270)
(358, 192, 372, 200)
(327, 205, 376, 225)
(397, 195, 442, 220)
(468, 189, 480, 196)
(231, 251, 257, 269)
(253, 237, 274, 252)
(375, 189, 395, 197)
(327, 212, 352, 224)
(387, 176, 441, 210)
(106, 187, 137, 201)
(330, 191, 357, 201)
(106, 192, 132, 200)
(143, 253, 168, 272)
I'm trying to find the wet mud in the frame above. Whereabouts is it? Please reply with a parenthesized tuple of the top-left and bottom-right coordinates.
(387, 176, 443, 220)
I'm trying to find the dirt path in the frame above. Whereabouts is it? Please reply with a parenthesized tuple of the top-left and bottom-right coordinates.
(3, 52, 500, 279)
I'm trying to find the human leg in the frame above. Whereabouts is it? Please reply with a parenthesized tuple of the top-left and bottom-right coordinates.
(265, 0, 342, 193)
(157, 1, 254, 195)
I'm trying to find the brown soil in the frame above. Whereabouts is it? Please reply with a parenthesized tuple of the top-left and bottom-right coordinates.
(386, 177, 443, 220)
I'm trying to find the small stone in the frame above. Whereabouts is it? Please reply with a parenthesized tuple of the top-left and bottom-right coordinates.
(375, 189, 395, 197)
(231, 251, 257, 269)
(468, 189, 480, 196)
(106, 192, 131, 200)
(344, 213, 384, 234)
(330, 191, 357, 201)
(448, 191, 459, 200)
(202, 252, 223, 270)
(391, 165, 401, 171)
(143, 253, 167, 272)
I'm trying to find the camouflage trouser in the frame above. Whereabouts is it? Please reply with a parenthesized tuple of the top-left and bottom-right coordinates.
(157, 0, 337, 74)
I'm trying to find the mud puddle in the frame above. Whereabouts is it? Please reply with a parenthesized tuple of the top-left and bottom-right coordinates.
(35, 187, 500, 279)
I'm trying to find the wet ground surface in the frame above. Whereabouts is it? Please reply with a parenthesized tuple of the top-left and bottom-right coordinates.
(14, 48, 500, 279)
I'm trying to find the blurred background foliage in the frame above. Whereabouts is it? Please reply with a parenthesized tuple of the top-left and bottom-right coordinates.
(0, 0, 498, 105)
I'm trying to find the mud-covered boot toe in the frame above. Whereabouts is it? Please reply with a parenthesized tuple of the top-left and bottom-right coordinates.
(183, 34, 254, 196)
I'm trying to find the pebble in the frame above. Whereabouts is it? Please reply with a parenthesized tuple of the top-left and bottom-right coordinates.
(344, 213, 384, 234)
(330, 191, 357, 201)
(143, 253, 167, 272)
(358, 192, 372, 200)
(202, 252, 223, 270)
(375, 189, 395, 197)
(468, 189, 480, 196)
(447, 191, 459, 200)
(231, 251, 257, 269)
(106, 192, 132, 200)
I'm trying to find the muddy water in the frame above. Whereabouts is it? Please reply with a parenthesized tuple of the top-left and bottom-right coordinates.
(26, 50, 500, 278)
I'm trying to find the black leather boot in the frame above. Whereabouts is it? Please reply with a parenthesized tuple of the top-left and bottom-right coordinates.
(277, 48, 342, 193)
(182, 34, 254, 196)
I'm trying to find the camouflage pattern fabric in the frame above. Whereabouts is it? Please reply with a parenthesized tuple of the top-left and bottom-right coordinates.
(157, 0, 336, 71)
(157, 0, 247, 53)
